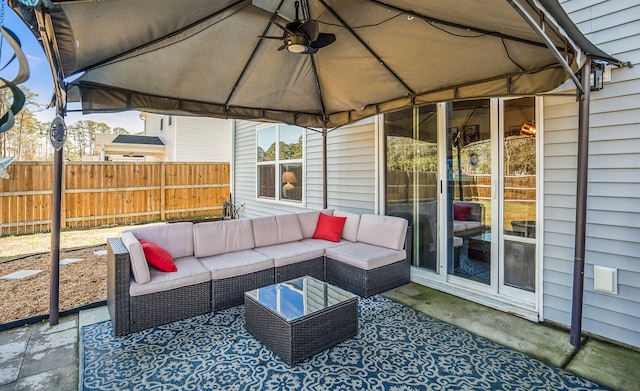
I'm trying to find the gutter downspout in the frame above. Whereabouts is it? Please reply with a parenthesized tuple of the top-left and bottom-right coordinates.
(570, 58, 591, 347)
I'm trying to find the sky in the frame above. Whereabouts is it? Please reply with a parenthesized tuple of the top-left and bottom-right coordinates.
(2, 6, 145, 134)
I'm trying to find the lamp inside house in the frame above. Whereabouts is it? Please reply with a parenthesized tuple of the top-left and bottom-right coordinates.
(282, 171, 297, 192)
(520, 121, 536, 136)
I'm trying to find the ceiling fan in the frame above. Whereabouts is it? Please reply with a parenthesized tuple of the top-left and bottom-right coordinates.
(260, 0, 336, 54)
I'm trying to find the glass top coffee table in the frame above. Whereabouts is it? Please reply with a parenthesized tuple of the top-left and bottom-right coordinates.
(244, 276, 358, 365)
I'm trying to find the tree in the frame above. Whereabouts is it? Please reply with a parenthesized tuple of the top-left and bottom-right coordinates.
(504, 135, 536, 175)
(1, 87, 133, 161)
(279, 134, 303, 160)
(112, 127, 130, 135)
(65, 120, 131, 161)
(0, 86, 47, 160)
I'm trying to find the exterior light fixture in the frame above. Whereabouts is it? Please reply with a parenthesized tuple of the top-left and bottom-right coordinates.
(49, 115, 67, 150)
(590, 61, 605, 91)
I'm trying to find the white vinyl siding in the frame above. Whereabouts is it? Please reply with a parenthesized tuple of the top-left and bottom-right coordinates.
(143, 114, 231, 162)
(542, 0, 640, 348)
(233, 118, 377, 218)
(144, 114, 176, 161)
(174, 117, 231, 162)
(324, 119, 377, 214)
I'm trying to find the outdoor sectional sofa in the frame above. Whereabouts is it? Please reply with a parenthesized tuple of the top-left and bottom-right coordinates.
(387, 200, 484, 267)
(452, 201, 484, 236)
(107, 210, 409, 336)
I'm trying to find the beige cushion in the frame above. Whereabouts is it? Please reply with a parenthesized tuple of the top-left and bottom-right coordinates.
(297, 209, 334, 238)
(357, 214, 408, 251)
(128, 222, 194, 259)
(453, 236, 463, 247)
(199, 249, 273, 279)
(326, 242, 406, 270)
(301, 238, 351, 250)
(193, 219, 254, 258)
(333, 211, 360, 242)
(453, 220, 468, 233)
(275, 214, 304, 243)
(129, 256, 210, 297)
(254, 241, 324, 267)
(252, 216, 279, 248)
(453, 220, 483, 232)
(120, 231, 150, 284)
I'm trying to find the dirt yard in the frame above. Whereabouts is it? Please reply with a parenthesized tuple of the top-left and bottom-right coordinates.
(0, 225, 144, 324)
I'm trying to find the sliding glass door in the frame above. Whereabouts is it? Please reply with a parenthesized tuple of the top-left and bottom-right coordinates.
(447, 99, 493, 284)
(385, 105, 439, 271)
(500, 97, 537, 301)
(384, 97, 539, 308)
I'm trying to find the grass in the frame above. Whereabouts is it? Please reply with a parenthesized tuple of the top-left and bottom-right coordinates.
(473, 200, 536, 229)
(0, 224, 145, 263)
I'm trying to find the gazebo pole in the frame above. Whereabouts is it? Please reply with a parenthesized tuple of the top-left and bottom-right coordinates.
(35, 7, 68, 326)
(322, 126, 328, 209)
(48, 113, 67, 326)
(49, 142, 63, 325)
(570, 58, 592, 347)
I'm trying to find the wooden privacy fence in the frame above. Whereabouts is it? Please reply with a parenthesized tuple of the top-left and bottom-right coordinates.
(387, 170, 535, 203)
(0, 162, 230, 236)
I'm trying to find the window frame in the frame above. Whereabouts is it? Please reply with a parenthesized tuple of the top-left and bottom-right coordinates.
(255, 124, 305, 206)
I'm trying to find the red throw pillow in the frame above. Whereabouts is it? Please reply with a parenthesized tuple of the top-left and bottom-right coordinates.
(312, 213, 347, 242)
(138, 239, 177, 272)
(453, 205, 472, 221)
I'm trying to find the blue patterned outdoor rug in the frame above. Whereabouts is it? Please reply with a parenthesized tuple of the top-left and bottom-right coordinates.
(81, 296, 607, 390)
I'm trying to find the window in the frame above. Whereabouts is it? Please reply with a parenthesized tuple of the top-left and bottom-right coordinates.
(160, 117, 164, 131)
(256, 124, 304, 203)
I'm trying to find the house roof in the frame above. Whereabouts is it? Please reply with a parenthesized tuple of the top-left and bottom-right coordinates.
(112, 134, 164, 146)
(94, 133, 165, 158)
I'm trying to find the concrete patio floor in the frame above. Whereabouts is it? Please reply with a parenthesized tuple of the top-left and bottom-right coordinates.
(1, 283, 638, 391)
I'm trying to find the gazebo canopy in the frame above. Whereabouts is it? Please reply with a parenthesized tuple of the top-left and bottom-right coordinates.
(12, 0, 621, 129)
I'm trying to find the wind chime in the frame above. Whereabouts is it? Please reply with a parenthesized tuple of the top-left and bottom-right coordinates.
(0, 0, 34, 178)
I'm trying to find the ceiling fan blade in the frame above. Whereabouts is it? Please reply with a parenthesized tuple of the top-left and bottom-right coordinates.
(258, 35, 284, 40)
(302, 46, 319, 54)
(300, 19, 319, 41)
(310, 33, 336, 49)
(272, 19, 295, 35)
(277, 44, 287, 51)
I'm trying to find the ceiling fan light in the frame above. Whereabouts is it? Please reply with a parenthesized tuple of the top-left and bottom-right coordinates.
(288, 44, 306, 53)
(285, 35, 308, 53)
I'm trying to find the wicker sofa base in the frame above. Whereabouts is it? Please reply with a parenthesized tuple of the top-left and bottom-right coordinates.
(108, 212, 410, 336)
(212, 269, 275, 311)
(129, 281, 212, 334)
(275, 256, 325, 283)
(107, 238, 132, 337)
(325, 257, 410, 298)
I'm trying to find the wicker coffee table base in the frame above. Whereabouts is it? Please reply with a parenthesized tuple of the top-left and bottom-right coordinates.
(244, 294, 358, 365)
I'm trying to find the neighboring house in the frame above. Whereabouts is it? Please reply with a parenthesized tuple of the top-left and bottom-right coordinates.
(141, 113, 232, 162)
(229, 1, 640, 349)
(94, 134, 165, 162)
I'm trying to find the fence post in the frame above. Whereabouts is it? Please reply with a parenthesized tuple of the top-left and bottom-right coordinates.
(160, 162, 166, 221)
